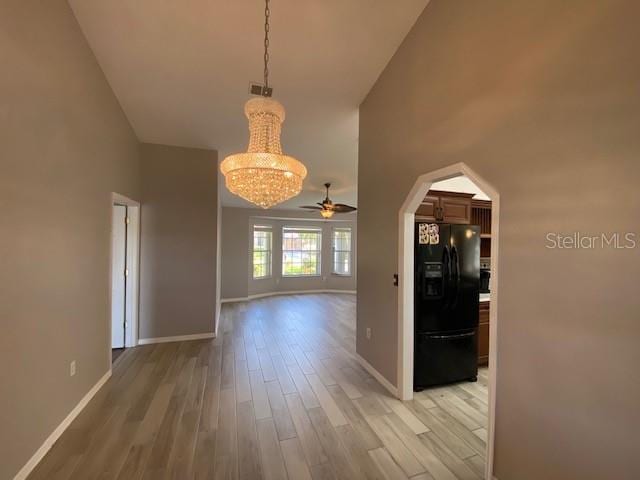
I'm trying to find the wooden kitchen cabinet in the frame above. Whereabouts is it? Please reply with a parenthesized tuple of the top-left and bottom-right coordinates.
(478, 301, 490, 366)
(415, 194, 440, 221)
(415, 191, 473, 224)
(439, 194, 472, 224)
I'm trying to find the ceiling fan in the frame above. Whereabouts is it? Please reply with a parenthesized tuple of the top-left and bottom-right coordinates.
(300, 183, 357, 218)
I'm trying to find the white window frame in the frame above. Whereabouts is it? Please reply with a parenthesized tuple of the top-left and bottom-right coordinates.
(332, 227, 352, 276)
(252, 225, 273, 279)
(282, 226, 322, 277)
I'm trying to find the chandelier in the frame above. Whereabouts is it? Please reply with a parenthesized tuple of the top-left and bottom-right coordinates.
(220, 0, 307, 209)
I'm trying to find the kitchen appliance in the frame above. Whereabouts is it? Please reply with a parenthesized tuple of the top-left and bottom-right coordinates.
(414, 223, 480, 390)
(480, 268, 491, 293)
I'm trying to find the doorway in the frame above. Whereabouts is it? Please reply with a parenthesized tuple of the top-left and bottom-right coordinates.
(397, 162, 499, 480)
(110, 193, 140, 362)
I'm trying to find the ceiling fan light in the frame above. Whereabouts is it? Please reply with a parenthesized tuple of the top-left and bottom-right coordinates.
(320, 209, 335, 219)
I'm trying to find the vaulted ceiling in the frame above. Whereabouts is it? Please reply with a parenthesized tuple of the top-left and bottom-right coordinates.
(69, 0, 429, 208)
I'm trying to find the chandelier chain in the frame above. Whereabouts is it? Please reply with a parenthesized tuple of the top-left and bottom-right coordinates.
(263, 0, 270, 91)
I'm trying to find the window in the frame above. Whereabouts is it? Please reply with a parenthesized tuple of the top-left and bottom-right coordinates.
(282, 227, 322, 276)
(253, 225, 272, 279)
(332, 227, 352, 275)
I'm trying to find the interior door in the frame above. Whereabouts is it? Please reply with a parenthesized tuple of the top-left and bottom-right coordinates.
(111, 205, 127, 348)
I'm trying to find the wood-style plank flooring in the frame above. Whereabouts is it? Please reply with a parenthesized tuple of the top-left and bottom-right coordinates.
(112, 348, 126, 363)
(28, 294, 488, 480)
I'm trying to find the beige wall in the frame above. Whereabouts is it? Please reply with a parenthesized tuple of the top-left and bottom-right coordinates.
(0, 1, 140, 478)
(139, 143, 218, 339)
(221, 207, 357, 300)
(221, 207, 251, 299)
(358, 1, 640, 479)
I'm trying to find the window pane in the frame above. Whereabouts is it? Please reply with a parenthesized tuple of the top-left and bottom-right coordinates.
(334, 251, 350, 275)
(282, 227, 321, 276)
(332, 228, 351, 275)
(253, 228, 272, 278)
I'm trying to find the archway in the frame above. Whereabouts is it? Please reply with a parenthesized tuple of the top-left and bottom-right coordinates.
(396, 162, 500, 479)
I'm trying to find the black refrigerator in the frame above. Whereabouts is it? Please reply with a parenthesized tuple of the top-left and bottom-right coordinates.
(414, 222, 480, 390)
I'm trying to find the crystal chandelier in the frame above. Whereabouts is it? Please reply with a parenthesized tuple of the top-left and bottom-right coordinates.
(220, 0, 307, 209)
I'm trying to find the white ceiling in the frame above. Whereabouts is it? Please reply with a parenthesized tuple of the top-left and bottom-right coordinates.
(431, 175, 491, 200)
(69, 0, 429, 209)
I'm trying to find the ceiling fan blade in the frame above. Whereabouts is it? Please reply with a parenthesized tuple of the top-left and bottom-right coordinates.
(316, 202, 326, 207)
(332, 204, 357, 213)
(300, 206, 323, 210)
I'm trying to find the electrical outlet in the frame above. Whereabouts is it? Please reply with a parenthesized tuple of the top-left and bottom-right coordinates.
(70, 361, 76, 377)
(366, 328, 372, 340)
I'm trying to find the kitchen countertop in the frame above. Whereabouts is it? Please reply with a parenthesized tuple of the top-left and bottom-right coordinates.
(480, 293, 491, 303)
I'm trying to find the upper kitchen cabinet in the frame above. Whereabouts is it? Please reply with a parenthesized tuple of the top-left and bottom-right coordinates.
(415, 194, 440, 221)
(439, 193, 473, 224)
(416, 190, 473, 224)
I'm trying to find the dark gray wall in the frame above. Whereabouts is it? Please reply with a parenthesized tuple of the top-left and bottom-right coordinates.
(0, 1, 140, 477)
(358, 1, 640, 479)
(221, 207, 357, 299)
(139, 143, 218, 339)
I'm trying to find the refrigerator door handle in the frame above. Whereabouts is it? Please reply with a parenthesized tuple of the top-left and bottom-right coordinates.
(442, 246, 450, 306)
(450, 246, 460, 309)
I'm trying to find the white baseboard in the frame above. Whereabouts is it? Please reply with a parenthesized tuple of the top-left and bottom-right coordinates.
(221, 289, 357, 303)
(137, 332, 216, 345)
(354, 352, 399, 398)
(13, 370, 112, 480)
(221, 295, 249, 303)
(214, 300, 221, 337)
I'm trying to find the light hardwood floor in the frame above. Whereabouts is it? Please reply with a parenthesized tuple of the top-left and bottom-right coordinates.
(28, 294, 488, 480)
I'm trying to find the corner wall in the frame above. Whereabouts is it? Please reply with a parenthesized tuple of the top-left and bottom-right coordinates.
(139, 143, 219, 340)
(221, 207, 357, 300)
(358, 0, 640, 478)
(0, 1, 140, 478)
